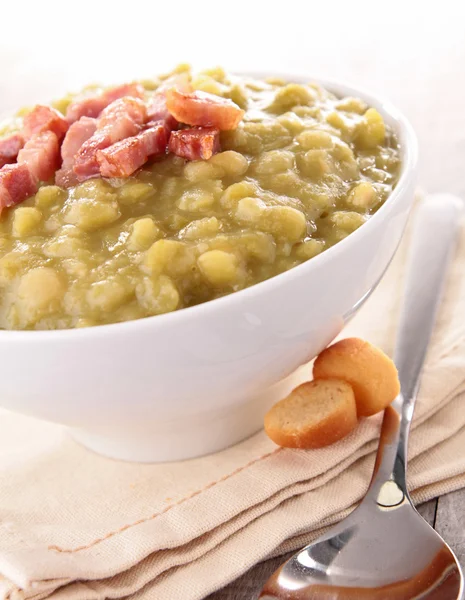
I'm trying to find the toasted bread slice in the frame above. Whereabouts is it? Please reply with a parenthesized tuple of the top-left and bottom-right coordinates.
(264, 379, 358, 449)
(313, 337, 400, 417)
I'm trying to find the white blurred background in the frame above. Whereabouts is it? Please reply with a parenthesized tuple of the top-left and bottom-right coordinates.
(1, 0, 464, 196)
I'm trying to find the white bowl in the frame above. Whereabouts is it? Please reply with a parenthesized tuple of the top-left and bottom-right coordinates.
(0, 75, 418, 462)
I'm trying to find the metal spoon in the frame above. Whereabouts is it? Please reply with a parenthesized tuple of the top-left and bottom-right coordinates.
(260, 194, 464, 600)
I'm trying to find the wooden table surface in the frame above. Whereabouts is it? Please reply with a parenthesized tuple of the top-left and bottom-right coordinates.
(209, 491, 465, 599)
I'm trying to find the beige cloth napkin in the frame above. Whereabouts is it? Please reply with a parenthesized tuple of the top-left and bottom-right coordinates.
(0, 201, 464, 600)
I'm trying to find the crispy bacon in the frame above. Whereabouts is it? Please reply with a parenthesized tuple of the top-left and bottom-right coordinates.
(0, 164, 37, 213)
(66, 83, 145, 123)
(147, 96, 178, 132)
(22, 105, 69, 141)
(0, 74, 244, 211)
(147, 73, 191, 130)
(60, 117, 97, 165)
(166, 89, 244, 131)
(98, 97, 147, 134)
(105, 83, 145, 103)
(66, 97, 110, 124)
(168, 127, 220, 160)
(97, 123, 168, 178)
(55, 117, 97, 188)
(55, 167, 79, 188)
(0, 134, 24, 168)
(17, 131, 60, 183)
(73, 98, 147, 180)
(71, 132, 110, 180)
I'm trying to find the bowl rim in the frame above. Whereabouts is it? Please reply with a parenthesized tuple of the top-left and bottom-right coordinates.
(0, 72, 418, 342)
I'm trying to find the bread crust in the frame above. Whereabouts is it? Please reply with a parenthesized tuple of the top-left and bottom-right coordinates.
(313, 337, 400, 417)
(264, 379, 358, 449)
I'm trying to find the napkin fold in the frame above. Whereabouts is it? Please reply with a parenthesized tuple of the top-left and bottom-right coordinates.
(0, 200, 464, 600)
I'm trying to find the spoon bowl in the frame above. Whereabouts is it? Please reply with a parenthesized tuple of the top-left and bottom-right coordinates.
(261, 468, 463, 598)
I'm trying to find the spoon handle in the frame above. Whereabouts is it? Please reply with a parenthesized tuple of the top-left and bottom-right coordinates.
(368, 194, 462, 497)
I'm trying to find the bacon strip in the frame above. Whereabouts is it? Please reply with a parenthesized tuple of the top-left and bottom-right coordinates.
(66, 83, 145, 123)
(22, 105, 69, 141)
(97, 97, 147, 136)
(54, 167, 78, 189)
(0, 164, 37, 213)
(147, 73, 191, 131)
(17, 131, 60, 183)
(168, 127, 220, 160)
(166, 89, 244, 130)
(0, 134, 24, 168)
(61, 117, 98, 165)
(55, 117, 98, 187)
(73, 97, 147, 181)
(97, 123, 168, 178)
(0, 107, 65, 211)
(147, 96, 178, 132)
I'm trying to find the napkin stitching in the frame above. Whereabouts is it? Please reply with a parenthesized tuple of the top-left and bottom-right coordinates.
(48, 446, 283, 554)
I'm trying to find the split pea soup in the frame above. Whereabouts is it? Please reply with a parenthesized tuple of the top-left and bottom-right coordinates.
(0, 66, 401, 330)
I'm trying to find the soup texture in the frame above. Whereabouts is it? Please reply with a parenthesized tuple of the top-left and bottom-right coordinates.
(0, 66, 401, 329)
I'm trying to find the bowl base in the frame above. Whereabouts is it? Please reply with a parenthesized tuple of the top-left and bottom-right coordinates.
(70, 409, 262, 463)
(70, 366, 308, 463)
